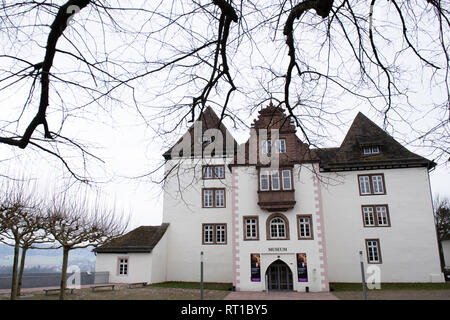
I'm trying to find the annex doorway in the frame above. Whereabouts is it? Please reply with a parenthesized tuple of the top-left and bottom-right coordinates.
(265, 259, 293, 291)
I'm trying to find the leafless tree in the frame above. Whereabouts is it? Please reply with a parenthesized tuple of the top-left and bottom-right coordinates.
(0, 178, 45, 300)
(43, 192, 128, 300)
(434, 195, 450, 270)
(0, 1, 448, 182)
(15, 216, 51, 297)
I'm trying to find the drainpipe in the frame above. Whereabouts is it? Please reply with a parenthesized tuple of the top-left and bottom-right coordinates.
(359, 251, 367, 300)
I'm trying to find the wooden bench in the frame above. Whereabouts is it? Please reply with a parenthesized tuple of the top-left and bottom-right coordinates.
(43, 288, 74, 296)
(128, 282, 147, 289)
(90, 284, 115, 291)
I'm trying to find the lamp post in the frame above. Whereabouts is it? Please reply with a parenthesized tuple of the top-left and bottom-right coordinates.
(359, 251, 367, 300)
(200, 251, 204, 300)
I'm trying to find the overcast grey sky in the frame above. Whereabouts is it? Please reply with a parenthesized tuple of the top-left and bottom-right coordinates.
(0, 1, 448, 229)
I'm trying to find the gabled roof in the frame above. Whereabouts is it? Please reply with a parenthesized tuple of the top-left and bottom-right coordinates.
(94, 223, 169, 253)
(162, 106, 238, 160)
(317, 112, 435, 171)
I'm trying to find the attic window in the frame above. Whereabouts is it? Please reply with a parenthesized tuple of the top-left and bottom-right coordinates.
(363, 146, 380, 155)
(197, 135, 214, 146)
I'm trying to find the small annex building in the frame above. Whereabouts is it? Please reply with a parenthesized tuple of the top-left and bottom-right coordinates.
(94, 224, 169, 284)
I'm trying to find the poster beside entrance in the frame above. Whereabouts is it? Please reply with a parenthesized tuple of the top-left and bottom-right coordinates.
(250, 253, 261, 282)
(297, 253, 308, 282)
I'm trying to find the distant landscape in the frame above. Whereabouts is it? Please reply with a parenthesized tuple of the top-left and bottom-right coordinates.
(0, 243, 96, 273)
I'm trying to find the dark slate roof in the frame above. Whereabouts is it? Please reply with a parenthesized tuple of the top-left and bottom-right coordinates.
(94, 224, 169, 253)
(317, 112, 435, 171)
(162, 106, 238, 160)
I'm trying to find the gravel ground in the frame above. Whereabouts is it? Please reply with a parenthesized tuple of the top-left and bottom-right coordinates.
(333, 289, 450, 300)
(0, 284, 229, 300)
(2, 285, 450, 300)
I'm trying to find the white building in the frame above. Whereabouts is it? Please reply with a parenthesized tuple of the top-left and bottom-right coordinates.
(94, 105, 445, 291)
(443, 239, 450, 269)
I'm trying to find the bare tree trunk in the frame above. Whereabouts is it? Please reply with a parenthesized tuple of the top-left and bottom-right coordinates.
(59, 246, 70, 300)
(10, 241, 20, 300)
(437, 239, 445, 271)
(17, 246, 28, 296)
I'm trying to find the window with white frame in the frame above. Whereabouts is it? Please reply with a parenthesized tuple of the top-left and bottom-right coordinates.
(261, 140, 272, 154)
(269, 217, 287, 239)
(376, 206, 389, 226)
(118, 258, 128, 275)
(203, 189, 213, 207)
(275, 139, 286, 153)
(202, 188, 226, 208)
(271, 171, 280, 190)
(362, 205, 390, 227)
(244, 217, 259, 240)
(282, 170, 292, 190)
(363, 146, 380, 155)
(260, 169, 293, 191)
(203, 165, 225, 179)
(358, 174, 386, 195)
(366, 239, 382, 263)
(359, 175, 371, 195)
(216, 224, 226, 243)
(214, 166, 225, 179)
(362, 206, 376, 226)
(297, 215, 313, 239)
(203, 166, 213, 179)
(215, 189, 225, 207)
(203, 225, 214, 244)
(260, 171, 270, 191)
(203, 224, 227, 244)
(371, 175, 384, 194)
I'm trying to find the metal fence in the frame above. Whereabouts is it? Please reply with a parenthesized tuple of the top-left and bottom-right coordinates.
(0, 271, 109, 289)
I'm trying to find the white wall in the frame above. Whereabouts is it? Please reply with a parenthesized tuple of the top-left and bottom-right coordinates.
(442, 240, 450, 268)
(95, 252, 152, 283)
(160, 157, 444, 286)
(233, 164, 328, 292)
(150, 227, 169, 283)
(162, 157, 233, 283)
(322, 167, 444, 283)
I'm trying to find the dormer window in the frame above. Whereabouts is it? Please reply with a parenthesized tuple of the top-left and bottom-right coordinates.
(363, 146, 380, 155)
(198, 135, 214, 146)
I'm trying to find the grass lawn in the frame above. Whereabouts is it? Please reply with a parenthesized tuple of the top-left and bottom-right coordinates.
(330, 282, 450, 292)
(148, 281, 233, 291)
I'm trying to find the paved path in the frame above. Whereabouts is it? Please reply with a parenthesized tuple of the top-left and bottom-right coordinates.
(224, 291, 339, 300)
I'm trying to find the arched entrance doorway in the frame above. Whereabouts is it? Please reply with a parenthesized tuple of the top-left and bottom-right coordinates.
(265, 259, 293, 291)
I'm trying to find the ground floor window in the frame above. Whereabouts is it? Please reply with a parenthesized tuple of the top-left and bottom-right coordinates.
(118, 257, 129, 275)
(267, 214, 289, 240)
(365, 239, 382, 263)
(244, 216, 259, 240)
(297, 215, 313, 239)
